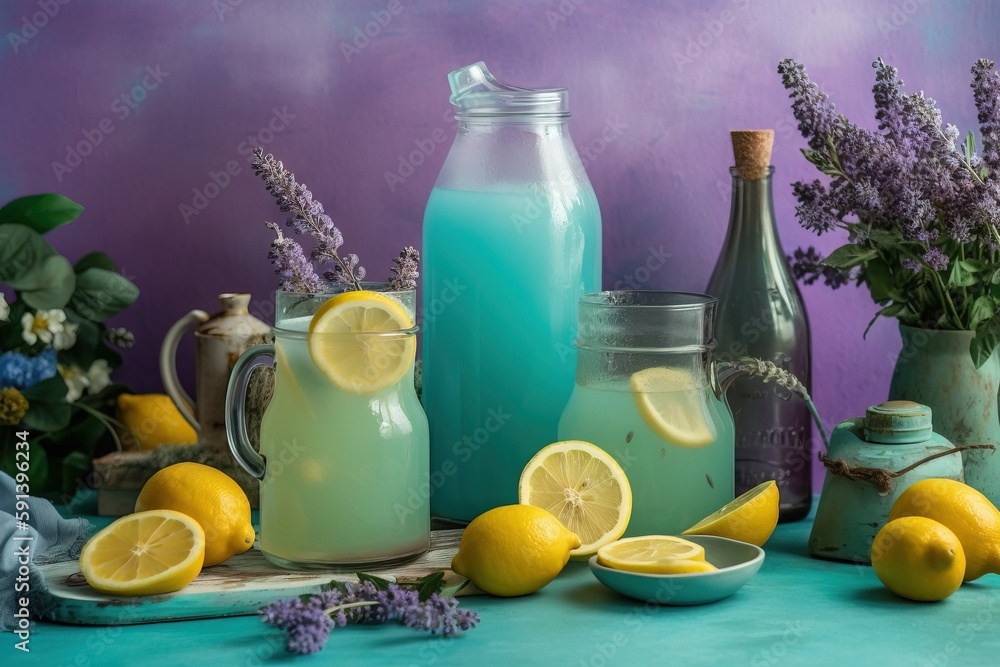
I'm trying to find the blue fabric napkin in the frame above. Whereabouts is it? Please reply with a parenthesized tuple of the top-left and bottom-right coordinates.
(1, 471, 93, 631)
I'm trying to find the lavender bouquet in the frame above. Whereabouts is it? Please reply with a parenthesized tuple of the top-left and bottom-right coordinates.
(780, 58, 1000, 366)
(250, 147, 419, 293)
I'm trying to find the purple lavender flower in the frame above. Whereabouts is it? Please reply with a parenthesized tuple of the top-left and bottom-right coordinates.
(902, 258, 922, 273)
(260, 580, 479, 656)
(778, 59, 838, 151)
(266, 222, 324, 293)
(972, 59, 1000, 171)
(387, 246, 420, 291)
(252, 148, 364, 290)
(922, 246, 950, 271)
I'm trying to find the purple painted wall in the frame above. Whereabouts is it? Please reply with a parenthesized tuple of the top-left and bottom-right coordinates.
(2, 0, 997, 487)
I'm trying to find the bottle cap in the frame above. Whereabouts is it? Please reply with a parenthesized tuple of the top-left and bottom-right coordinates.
(863, 401, 933, 444)
(448, 61, 569, 118)
(731, 130, 774, 180)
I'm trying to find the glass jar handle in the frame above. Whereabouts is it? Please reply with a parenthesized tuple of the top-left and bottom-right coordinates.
(226, 344, 273, 480)
(715, 356, 830, 450)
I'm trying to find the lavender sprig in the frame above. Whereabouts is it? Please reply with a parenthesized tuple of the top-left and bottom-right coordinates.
(266, 222, 324, 293)
(252, 148, 363, 291)
(387, 246, 420, 291)
(261, 580, 480, 656)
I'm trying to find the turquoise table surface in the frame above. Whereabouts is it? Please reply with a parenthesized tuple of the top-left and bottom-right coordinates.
(13, 500, 1000, 667)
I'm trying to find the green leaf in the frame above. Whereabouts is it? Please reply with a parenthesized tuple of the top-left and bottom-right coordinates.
(989, 267, 1000, 285)
(356, 572, 392, 591)
(948, 259, 978, 288)
(960, 259, 986, 273)
(965, 130, 976, 163)
(865, 229, 901, 249)
(415, 571, 446, 602)
(58, 309, 101, 368)
(20, 375, 72, 431)
(13, 254, 76, 310)
(0, 224, 57, 284)
(70, 268, 139, 321)
(822, 244, 878, 269)
(44, 410, 108, 457)
(972, 313, 1000, 368)
(971, 296, 997, 330)
(864, 258, 894, 302)
(74, 251, 117, 274)
(0, 194, 83, 234)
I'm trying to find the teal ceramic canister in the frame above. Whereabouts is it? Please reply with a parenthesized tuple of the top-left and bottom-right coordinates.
(809, 401, 964, 563)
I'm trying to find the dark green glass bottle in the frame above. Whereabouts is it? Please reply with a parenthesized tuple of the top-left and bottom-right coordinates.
(706, 130, 813, 522)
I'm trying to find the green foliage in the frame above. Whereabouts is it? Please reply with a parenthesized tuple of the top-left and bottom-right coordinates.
(0, 193, 83, 234)
(0, 193, 138, 498)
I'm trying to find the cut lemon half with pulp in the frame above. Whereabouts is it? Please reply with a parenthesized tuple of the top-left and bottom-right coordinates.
(518, 440, 633, 559)
(80, 509, 206, 596)
(309, 290, 416, 394)
(630, 366, 716, 447)
(682, 480, 779, 547)
(597, 536, 716, 574)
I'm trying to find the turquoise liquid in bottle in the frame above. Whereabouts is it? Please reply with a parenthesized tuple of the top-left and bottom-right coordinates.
(422, 63, 602, 522)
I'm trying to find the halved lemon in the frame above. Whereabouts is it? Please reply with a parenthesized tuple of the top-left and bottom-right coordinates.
(518, 441, 633, 559)
(630, 366, 716, 447)
(80, 509, 206, 596)
(597, 536, 716, 574)
(682, 480, 779, 547)
(308, 290, 416, 394)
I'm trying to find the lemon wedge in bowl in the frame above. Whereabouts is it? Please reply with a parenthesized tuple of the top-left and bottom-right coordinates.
(80, 509, 206, 596)
(682, 480, 779, 547)
(308, 290, 416, 394)
(518, 440, 632, 559)
(630, 366, 716, 447)
(597, 535, 715, 574)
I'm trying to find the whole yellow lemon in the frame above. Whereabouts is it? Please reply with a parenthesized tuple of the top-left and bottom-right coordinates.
(116, 393, 197, 450)
(136, 462, 255, 566)
(451, 504, 580, 597)
(871, 516, 966, 601)
(889, 478, 1000, 582)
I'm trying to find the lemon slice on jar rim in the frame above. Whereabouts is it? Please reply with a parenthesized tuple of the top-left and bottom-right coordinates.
(630, 366, 716, 447)
(308, 290, 416, 394)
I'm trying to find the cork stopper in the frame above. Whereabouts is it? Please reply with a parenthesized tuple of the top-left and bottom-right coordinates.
(731, 130, 774, 180)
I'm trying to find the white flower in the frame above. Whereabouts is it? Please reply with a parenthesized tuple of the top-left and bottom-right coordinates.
(52, 321, 79, 351)
(0, 293, 9, 322)
(59, 364, 89, 402)
(59, 359, 112, 403)
(21, 309, 67, 346)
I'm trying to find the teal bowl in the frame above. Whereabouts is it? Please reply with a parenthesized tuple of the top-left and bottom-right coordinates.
(588, 535, 765, 605)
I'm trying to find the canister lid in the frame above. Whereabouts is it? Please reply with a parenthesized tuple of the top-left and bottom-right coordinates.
(863, 401, 933, 444)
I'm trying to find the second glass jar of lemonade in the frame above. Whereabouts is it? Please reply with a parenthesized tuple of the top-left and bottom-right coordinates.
(558, 292, 736, 536)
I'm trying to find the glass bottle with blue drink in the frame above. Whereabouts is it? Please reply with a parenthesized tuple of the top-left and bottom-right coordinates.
(422, 62, 602, 522)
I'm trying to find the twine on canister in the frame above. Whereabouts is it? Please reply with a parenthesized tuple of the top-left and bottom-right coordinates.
(818, 444, 996, 495)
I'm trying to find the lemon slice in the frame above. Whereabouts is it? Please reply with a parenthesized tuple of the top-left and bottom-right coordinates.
(518, 440, 633, 559)
(630, 366, 716, 447)
(80, 509, 206, 596)
(682, 480, 779, 547)
(308, 290, 416, 394)
(597, 536, 716, 574)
